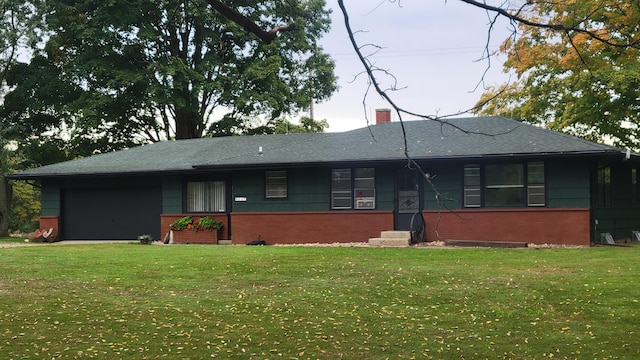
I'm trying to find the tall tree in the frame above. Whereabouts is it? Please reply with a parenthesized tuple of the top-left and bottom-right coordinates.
(2, 0, 336, 152)
(473, 1, 640, 148)
(1, 0, 45, 236)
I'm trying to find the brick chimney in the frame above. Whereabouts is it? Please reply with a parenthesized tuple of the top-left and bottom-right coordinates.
(375, 108, 391, 124)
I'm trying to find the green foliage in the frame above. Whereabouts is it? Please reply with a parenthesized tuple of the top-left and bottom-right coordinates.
(476, 1, 640, 148)
(195, 216, 223, 231)
(170, 216, 223, 231)
(1, 0, 337, 154)
(0, 245, 639, 358)
(8, 181, 39, 233)
(169, 216, 193, 231)
(137, 234, 153, 244)
(273, 116, 329, 134)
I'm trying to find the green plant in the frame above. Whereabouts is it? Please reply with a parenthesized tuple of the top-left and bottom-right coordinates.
(170, 216, 193, 231)
(137, 234, 153, 244)
(195, 216, 223, 231)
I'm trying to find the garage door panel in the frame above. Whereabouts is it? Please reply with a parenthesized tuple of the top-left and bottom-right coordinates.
(62, 187, 161, 240)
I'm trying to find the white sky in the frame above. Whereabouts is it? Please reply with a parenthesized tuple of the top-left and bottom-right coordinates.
(312, 1, 516, 132)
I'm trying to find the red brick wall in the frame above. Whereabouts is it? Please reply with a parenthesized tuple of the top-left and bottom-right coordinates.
(39, 216, 59, 235)
(423, 208, 591, 246)
(231, 211, 394, 245)
(160, 214, 229, 242)
(39, 216, 59, 231)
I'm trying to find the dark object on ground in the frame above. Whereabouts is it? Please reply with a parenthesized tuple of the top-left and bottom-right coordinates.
(444, 240, 528, 248)
(247, 240, 266, 246)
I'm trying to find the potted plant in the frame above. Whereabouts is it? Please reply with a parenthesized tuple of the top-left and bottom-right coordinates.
(170, 216, 223, 244)
(138, 234, 154, 245)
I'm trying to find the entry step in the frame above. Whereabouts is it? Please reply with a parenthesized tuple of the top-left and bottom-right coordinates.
(368, 231, 411, 247)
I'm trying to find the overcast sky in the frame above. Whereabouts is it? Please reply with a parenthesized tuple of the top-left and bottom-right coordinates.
(312, 1, 516, 132)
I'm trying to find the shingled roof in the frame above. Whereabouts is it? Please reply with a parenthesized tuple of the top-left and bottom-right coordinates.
(10, 116, 625, 179)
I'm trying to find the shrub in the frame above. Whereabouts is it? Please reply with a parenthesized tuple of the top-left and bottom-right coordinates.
(195, 216, 223, 231)
(138, 234, 153, 244)
(170, 216, 193, 231)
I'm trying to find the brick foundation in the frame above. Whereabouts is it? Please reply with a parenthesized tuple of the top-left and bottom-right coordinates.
(39, 216, 60, 232)
(423, 208, 591, 246)
(231, 211, 394, 245)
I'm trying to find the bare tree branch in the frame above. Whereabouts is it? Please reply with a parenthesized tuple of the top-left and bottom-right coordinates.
(204, 0, 294, 44)
(460, 0, 640, 49)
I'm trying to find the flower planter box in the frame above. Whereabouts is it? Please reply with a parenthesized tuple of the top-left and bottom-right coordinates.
(171, 229, 220, 245)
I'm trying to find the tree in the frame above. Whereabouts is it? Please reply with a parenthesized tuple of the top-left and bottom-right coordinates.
(2, 0, 336, 154)
(473, 1, 640, 148)
(1, 0, 45, 236)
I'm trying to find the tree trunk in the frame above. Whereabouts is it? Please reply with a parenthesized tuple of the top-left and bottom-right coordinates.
(0, 176, 12, 237)
(174, 108, 202, 139)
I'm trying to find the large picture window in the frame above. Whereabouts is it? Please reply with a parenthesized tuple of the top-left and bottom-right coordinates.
(187, 181, 226, 212)
(331, 168, 375, 209)
(265, 170, 287, 199)
(463, 162, 545, 208)
(485, 164, 525, 207)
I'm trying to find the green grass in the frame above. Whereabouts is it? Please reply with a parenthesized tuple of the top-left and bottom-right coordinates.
(0, 236, 30, 244)
(0, 244, 639, 359)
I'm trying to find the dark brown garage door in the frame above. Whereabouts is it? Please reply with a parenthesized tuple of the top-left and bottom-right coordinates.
(61, 187, 162, 240)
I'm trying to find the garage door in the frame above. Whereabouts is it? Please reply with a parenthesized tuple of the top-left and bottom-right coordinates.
(61, 187, 162, 240)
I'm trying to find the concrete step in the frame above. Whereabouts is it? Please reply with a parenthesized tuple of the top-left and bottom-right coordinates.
(368, 237, 410, 247)
(380, 231, 411, 239)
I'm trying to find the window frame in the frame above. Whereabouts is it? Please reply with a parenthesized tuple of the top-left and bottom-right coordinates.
(331, 167, 376, 210)
(265, 170, 288, 199)
(463, 162, 546, 208)
(185, 180, 227, 213)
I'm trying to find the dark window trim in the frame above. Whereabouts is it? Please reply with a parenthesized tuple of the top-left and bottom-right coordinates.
(463, 161, 547, 208)
(331, 167, 376, 210)
(265, 170, 288, 200)
(183, 178, 227, 213)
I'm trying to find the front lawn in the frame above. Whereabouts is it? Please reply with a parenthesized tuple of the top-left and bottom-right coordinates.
(0, 244, 638, 359)
(0, 236, 29, 244)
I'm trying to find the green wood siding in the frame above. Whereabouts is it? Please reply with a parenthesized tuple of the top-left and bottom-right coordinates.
(546, 160, 590, 208)
(232, 168, 330, 212)
(375, 166, 394, 211)
(162, 175, 182, 213)
(423, 162, 462, 210)
(592, 163, 640, 240)
(40, 180, 60, 216)
(231, 166, 393, 212)
(422, 159, 592, 210)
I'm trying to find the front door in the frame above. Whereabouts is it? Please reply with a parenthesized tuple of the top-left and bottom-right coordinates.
(395, 168, 422, 230)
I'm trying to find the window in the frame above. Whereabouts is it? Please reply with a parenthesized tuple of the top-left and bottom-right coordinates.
(354, 168, 375, 209)
(265, 170, 287, 198)
(463, 162, 545, 208)
(331, 169, 352, 209)
(463, 164, 481, 207)
(597, 164, 611, 208)
(187, 181, 226, 212)
(527, 162, 545, 206)
(331, 168, 375, 209)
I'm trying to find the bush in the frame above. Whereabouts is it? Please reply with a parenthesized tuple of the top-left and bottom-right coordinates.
(138, 234, 153, 245)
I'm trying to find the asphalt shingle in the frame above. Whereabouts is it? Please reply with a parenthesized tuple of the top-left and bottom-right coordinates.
(10, 116, 623, 179)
